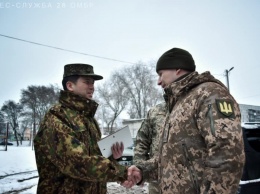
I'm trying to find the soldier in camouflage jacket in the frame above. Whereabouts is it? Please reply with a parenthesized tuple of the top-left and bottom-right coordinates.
(134, 48, 245, 194)
(134, 102, 167, 194)
(34, 64, 138, 194)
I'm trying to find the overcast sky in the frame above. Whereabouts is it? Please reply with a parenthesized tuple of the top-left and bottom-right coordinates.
(0, 0, 260, 109)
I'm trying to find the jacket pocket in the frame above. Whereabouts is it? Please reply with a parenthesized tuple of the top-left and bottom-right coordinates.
(182, 142, 200, 194)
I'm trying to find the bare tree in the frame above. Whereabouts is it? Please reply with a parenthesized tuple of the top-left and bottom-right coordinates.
(113, 62, 163, 119)
(95, 79, 129, 134)
(0, 111, 6, 135)
(20, 117, 31, 142)
(94, 103, 112, 135)
(1, 100, 23, 146)
(20, 85, 59, 122)
(20, 84, 60, 140)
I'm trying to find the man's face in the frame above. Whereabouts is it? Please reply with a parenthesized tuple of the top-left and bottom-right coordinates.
(68, 76, 95, 99)
(157, 69, 178, 88)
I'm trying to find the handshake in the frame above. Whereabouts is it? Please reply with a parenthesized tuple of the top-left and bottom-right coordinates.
(121, 165, 143, 188)
(111, 143, 142, 188)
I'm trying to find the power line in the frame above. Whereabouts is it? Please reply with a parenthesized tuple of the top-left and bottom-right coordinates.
(0, 34, 135, 64)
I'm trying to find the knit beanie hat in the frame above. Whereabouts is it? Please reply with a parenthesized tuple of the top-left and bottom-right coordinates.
(156, 48, 196, 73)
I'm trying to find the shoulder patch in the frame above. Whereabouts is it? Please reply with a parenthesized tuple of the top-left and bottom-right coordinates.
(215, 99, 234, 117)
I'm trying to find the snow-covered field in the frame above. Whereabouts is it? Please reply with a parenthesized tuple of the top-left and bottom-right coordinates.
(0, 141, 148, 194)
(0, 142, 38, 194)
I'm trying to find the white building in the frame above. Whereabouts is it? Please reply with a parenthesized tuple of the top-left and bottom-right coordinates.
(122, 118, 144, 141)
(239, 104, 260, 122)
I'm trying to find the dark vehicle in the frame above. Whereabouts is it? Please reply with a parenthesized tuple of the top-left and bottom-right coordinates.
(0, 140, 13, 145)
(117, 145, 134, 166)
(239, 122, 260, 194)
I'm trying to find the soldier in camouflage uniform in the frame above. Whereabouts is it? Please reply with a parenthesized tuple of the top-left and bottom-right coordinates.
(133, 48, 245, 194)
(134, 102, 167, 194)
(34, 63, 139, 194)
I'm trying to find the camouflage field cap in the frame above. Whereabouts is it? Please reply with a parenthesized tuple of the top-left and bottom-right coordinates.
(63, 63, 103, 80)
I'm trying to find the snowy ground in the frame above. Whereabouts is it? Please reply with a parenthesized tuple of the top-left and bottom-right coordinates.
(0, 141, 148, 194)
(0, 142, 38, 194)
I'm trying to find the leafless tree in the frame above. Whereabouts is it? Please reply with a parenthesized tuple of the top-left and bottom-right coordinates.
(112, 62, 163, 119)
(94, 102, 113, 135)
(20, 84, 60, 139)
(95, 79, 129, 134)
(1, 100, 23, 146)
(0, 111, 6, 135)
(20, 117, 31, 143)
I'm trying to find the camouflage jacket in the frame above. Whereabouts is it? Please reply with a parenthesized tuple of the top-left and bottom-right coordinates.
(34, 90, 127, 194)
(133, 102, 167, 193)
(145, 71, 245, 194)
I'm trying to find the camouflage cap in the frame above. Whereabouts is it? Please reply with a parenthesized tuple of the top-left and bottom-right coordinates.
(63, 63, 103, 80)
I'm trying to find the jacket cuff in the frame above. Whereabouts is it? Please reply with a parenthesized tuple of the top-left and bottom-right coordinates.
(117, 165, 128, 182)
(135, 166, 144, 185)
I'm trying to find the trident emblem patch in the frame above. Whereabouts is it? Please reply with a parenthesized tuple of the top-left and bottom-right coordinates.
(216, 99, 234, 117)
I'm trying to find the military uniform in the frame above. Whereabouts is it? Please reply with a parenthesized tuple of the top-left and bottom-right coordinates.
(142, 71, 245, 194)
(34, 63, 128, 194)
(134, 102, 167, 194)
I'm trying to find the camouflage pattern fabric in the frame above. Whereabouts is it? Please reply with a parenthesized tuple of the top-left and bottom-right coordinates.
(144, 71, 245, 194)
(134, 102, 167, 194)
(63, 63, 103, 80)
(34, 90, 127, 194)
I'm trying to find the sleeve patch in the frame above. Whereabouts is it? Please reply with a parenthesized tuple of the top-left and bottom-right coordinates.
(215, 99, 234, 117)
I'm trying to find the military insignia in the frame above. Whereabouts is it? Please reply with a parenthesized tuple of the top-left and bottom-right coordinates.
(216, 99, 234, 117)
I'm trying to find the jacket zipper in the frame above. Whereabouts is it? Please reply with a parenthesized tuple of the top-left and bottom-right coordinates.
(182, 142, 200, 194)
(207, 104, 216, 136)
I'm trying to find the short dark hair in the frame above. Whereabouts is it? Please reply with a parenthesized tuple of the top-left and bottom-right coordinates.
(62, 75, 80, 90)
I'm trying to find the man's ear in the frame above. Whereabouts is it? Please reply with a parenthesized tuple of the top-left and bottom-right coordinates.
(176, 69, 182, 75)
(66, 81, 74, 91)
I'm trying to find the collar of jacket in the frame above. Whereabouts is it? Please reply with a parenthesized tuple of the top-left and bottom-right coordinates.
(163, 71, 226, 112)
(164, 71, 198, 104)
(59, 90, 99, 117)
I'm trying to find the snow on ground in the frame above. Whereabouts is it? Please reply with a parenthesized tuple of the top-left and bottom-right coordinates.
(0, 142, 38, 194)
(0, 141, 148, 194)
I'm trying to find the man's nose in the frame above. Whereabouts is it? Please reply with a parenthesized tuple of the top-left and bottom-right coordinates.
(88, 83, 94, 89)
(157, 78, 162, 86)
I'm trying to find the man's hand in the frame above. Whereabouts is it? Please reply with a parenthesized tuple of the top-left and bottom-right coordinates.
(111, 142, 124, 159)
(121, 165, 142, 188)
